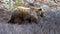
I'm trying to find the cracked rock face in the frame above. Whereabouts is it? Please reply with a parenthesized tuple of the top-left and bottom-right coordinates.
(0, 5, 60, 34)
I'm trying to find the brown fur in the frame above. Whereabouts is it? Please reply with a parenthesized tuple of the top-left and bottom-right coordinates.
(8, 6, 45, 24)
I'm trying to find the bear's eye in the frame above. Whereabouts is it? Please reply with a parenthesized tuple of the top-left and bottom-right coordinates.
(38, 8, 42, 11)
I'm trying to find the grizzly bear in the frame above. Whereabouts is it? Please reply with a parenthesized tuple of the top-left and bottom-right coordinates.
(8, 6, 45, 24)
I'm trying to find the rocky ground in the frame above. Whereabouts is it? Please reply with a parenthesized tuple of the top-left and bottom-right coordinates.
(0, 0, 60, 34)
(0, 8, 60, 34)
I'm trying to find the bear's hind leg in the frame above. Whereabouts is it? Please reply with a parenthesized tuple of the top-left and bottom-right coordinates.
(8, 15, 15, 24)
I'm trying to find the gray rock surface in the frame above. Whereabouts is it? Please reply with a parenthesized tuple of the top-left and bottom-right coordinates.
(0, 9, 60, 34)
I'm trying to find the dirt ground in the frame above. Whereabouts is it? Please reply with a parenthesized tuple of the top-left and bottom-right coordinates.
(0, 9, 60, 34)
